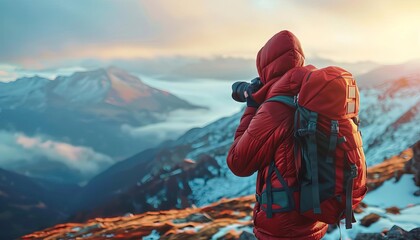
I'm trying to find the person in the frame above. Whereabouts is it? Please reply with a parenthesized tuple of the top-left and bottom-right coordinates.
(226, 30, 328, 239)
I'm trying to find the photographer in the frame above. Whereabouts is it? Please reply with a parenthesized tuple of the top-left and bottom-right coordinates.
(226, 30, 328, 239)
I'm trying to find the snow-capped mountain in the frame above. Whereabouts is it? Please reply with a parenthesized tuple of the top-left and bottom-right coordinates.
(360, 77, 420, 166)
(0, 67, 201, 183)
(0, 66, 198, 118)
(0, 76, 51, 109)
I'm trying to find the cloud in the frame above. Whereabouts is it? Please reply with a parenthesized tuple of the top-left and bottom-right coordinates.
(121, 109, 222, 140)
(119, 79, 242, 141)
(0, 64, 19, 82)
(0, 131, 113, 176)
(0, 54, 380, 84)
(1, 0, 420, 67)
(105, 56, 258, 81)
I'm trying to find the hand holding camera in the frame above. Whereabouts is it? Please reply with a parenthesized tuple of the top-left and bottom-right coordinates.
(231, 77, 262, 108)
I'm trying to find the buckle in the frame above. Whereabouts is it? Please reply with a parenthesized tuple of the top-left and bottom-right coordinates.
(350, 165, 358, 178)
(331, 121, 339, 134)
(307, 121, 317, 135)
(297, 121, 316, 136)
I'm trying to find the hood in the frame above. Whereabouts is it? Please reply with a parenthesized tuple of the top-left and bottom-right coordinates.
(256, 30, 305, 84)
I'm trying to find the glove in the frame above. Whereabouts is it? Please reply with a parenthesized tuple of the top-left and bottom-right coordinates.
(245, 89, 260, 108)
(245, 77, 262, 108)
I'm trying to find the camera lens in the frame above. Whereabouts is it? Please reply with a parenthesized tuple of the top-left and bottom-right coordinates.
(231, 82, 249, 102)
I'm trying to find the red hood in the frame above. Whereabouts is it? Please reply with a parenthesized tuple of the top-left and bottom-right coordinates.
(256, 30, 305, 85)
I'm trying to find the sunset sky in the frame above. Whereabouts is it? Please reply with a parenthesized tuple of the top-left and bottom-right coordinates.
(1, 0, 420, 81)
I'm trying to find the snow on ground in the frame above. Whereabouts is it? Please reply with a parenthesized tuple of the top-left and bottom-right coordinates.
(142, 230, 160, 240)
(211, 224, 254, 240)
(323, 174, 420, 240)
(363, 174, 419, 208)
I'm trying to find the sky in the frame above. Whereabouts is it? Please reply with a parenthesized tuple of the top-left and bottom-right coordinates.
(1, 0, 420, 82)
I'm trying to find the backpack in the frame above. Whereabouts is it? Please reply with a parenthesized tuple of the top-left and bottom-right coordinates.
(265, 66, 368, 229)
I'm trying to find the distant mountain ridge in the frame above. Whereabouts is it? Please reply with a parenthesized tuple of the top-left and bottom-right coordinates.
(0, 66, 198, 117)
(356, 59, 420, 87)
(0, 67, 201, 183)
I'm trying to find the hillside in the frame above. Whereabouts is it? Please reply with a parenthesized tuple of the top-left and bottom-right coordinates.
(0, 168, 81, 240)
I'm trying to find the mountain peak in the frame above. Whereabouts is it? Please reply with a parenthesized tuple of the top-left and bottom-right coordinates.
(1, 67, 198, 116)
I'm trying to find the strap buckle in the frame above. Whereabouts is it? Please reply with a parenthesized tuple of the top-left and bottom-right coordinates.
(297, 121, 316, 136)
(350, 165, 358, 178)
(331, 120, 339, 134)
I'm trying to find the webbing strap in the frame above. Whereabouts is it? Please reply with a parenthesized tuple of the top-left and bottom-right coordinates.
(345, 164, 358, 229)
(326, 120, 339, 164)
(307, 111, 321, 214)
(256, 186, 299, 213)
(265, 161, 274, 218)
(265, 95, 297, 109)
(263, 161, 296, 217)
(273, 164, 295, 210)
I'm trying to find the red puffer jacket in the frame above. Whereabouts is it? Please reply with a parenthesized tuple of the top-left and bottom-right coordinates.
(227, 31, 328, 240)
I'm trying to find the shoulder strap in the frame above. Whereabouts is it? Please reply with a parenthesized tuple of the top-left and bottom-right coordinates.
(265, 95, 297, 109)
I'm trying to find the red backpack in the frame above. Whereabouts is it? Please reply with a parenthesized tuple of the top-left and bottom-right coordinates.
(265, 66, 367, 228)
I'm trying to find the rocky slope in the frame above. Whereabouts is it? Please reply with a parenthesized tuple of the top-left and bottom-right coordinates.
(21, 146, 419, 240)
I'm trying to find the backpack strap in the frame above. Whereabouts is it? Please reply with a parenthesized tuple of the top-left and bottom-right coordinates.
(261, 160, 297, 218)
(295, 108, 321, 214)
(265, 95, 297, 109)
(306, 111, 321, 214)
(345, 164, 358, 229)
(265, 161, 274, 218)
(326, 120, 339, 164)
(265, 95, 302, 188)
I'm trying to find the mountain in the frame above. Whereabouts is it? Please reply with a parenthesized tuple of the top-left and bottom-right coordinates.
(356, 59, 420, 87)
(0, 66, 198, 114)
(360, 77, 420, 165)
(0, 67, 201, 183)
(21, 146, 420, 240)
(309, 57, 381, 76)
(0, 167, 82, 240)
(66, 72, 420, 221)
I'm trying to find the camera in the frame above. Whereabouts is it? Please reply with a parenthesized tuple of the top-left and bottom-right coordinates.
(231, 77, 262, 102)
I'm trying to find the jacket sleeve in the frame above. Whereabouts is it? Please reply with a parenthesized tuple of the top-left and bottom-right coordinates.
(226, 102, 291, 177)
